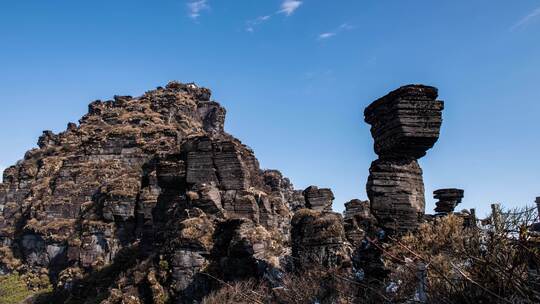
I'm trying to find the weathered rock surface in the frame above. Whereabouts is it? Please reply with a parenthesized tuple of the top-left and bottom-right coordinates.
(434, 188, 464, 214)
(364, 85, 444, 159)
(0, 82, 305, 303)
(364, 85, 444, 234)
(367, 159, 425, 233)
(291, 209, 351, 270)
(302, 186, 334, 212)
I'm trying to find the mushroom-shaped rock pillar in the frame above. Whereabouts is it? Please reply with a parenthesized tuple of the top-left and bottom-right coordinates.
(364, 85, 444, 234)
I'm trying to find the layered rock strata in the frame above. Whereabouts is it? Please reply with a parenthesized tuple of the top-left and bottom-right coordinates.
(343, 199, 374, 247)
(291, 209, 351, 270)
(365, 85, 444, 234)
(302, 186, 334, 212)
(0, 82, 307, 302)
(433, 188, 464, 214)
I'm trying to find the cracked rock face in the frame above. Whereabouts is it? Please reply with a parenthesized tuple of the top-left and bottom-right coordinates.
(364, 85, 444, 234)
(0, 81, 305, 302)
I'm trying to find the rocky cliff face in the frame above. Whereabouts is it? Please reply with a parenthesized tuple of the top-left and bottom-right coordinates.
(0, 82, 309, 302)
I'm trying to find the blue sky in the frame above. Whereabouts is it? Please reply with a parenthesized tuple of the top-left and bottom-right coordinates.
(1, 0, 539, 216)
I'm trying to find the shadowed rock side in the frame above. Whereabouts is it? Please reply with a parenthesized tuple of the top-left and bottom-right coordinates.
(365, 85, 444, 234)
(291, 209, 351, 270)
(0, 82, 312, 303)
(343, 199, 375, 247)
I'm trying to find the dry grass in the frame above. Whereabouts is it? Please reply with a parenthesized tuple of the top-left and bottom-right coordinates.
(201, 268, 370, 304)
(180, 216, 215, 250)
(0, 247, 22, 272)
(383, 212, 540, 303)
(201, 279, 268, 304)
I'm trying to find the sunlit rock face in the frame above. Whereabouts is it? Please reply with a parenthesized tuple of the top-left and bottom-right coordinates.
(364, 85, 444, 234)
(0, 81, 305, 302)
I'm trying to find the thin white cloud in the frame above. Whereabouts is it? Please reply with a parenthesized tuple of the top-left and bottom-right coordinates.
(245, 1, 303, 32)
(318, 32, 336, 40)
(339, 23, 355, 31)
(511, 7, 540, 31)
(246, 15, 272, 32)
(187, 0, 209, 19)
(317, 23, 355, 41)
(280, 0, 303, 16)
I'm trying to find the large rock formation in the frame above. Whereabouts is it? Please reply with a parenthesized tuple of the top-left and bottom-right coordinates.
(0, 81, 458, 302)
(0, 82, 304, 302)
(365, 85, 444, 234)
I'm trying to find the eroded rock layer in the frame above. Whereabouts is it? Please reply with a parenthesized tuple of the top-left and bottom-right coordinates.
(434, 188, 464, 214)
(364, 85, 444, 159)
(0, 82, 301, 303)
(291, 209, 351, 270)
(367, 159, 425, 233)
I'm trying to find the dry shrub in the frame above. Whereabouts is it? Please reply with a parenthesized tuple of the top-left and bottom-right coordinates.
(277, 268, 361, 304)
(0, 246, 22, 271)
(201, 279, 268, 304)
(384, 211, 540, 303)
(200, 268, 366, 304)
(179, 216, 215, 250)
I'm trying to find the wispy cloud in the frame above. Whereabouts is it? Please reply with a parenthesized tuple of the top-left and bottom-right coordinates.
(318, 32, 336, 40)
(511, 7, 540, 31)
(246, 15, 272, 32)
(280, 0, 303, 16)
(318, 23, 355, 40)
(187, 0, 209, 19)
(245, 1, 303, 32)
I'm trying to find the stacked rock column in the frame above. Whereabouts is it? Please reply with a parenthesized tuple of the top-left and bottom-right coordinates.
(364, 85, 444, 234)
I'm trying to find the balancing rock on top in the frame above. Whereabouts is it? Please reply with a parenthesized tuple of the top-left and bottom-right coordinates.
(303, 186, 334, 212)
(364, 85, 444, 159)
